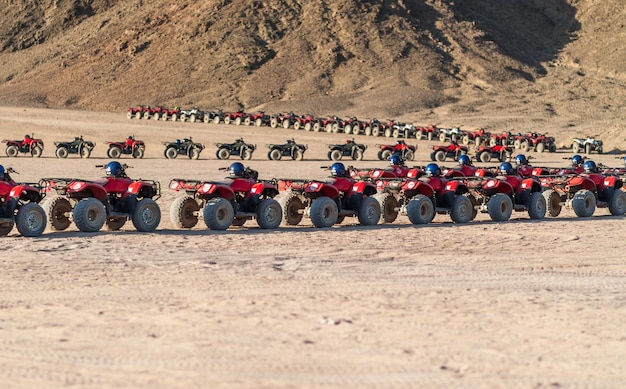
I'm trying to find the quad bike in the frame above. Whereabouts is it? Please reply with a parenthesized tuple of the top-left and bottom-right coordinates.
(270, 112, 298, 129)
(339, 117, 363, 135)
(160, 107, 181, 121)
(127, 106, 148, 119)
(179, 108, 205, 123)
(168, 164, 282, 230)
(145, 106, 167, 120)
(540, 162, 626, 218)
(215, 138, 256, 160)
(461, 128, 490, 146)
(365, 119, 394, 137)
(313, 116, 340, 132)
(163, 137, 204, 159)
(373, 165, 475, 225)
(523, 132, 557, 153)
(205, 109, 225, 124)
(389, 123, 417, 138)
(4, 134, 44, 157)
(463, 165, 546, 222)
(54, 136, 96, 159)
(571, 136, 603, 154)
(244, 111, 270, 127)
(489, 131, 516, 147)
(275, 164, 380, 228)
(376, 140, 416, 161)
(438, 127, 464, 143)
(0, 167, 47, 237)
(474, 145, 513, 163)
(106, 136, 145, 159)
(39, 162, 161, 233)
(223, 110, 248, 125)
(414, 125, 439, 141)
(430, 142, 468, 162)
(327, 139, 367, 161)
(266, 139, 307, 161)
(292, 114, 317, 131)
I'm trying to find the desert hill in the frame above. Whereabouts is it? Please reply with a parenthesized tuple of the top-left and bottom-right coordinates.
(0, 0, 625, 147)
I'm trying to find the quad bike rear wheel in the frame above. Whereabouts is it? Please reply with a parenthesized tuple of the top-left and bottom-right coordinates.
(132, 198, 161, 232)
(381, 150, 392, 160)
(16, 203, 46, 237)
(163, 113, 169, 121)
(135, 112, 141, 119)
(42, 196, 72, 231)
(415, 130, 423, 140)
(385, 128, 392, 137)
(223, 116, 231, 125)
(572, 142, 580, 153)
(269, 149, 282, 161)
(127, 112, 133, 119)
(450, 195, 473, 224)
(171, 113, 178, 122)
(374, 192, 398, 223)
(487, 193, 513, 222)
(479, 151, 491, 163)
(292, 149, 304, 161)
(6, 145, 19, 157)
(133, 147, 145, 159)
(543, 189, 562, 217)
(434, 150, 446, 162)
(256, 118, 264, 127)
(364, 126, 372, 136)
(392, 128, 400, 138)
(309, 196, 338, 228)
(241, 147, 252, 160)
(234, 117, 242, 126)
(189, 147, 201, 160)
(55, 146, 69, 158)
(165, 147, 178, 159)
(406, 195, 435, 225)
(270, 118, 278, 128)
(572, 189, 596, 217)
(439, 133, 447, 142)
(352, 149, 364, 161)
(0, 219, 14, 236)
(212, 116, 220, 124)
(358, 196, 381, 226)
(304, 122, 312, 131)
(462, 135, 470, 145)
(313, 122, 321, 132)
(277, 193, 304, 226)
(105, 217, 126, 231)
(528, 191, 547, 219)
(107, 146, 122, 158)
(203, 197, 235, 230)
(31, 146, 43, 158)
(404, 150, 415, 161)
(344, 124, 352, 135)
(153, 112, 161, 120)
(170, 196, 200, 229)
(189, 114, 197, 123)
(73, 198, 106, 232)
(244, 117, 251, 125)
(536, 142, 545, 153)
(372, 126, 381, 137)
(256, 199, 282, 229)
(293, 121, 301, 130)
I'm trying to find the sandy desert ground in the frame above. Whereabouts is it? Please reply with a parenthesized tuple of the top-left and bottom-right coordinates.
(0, 107, 625, 388)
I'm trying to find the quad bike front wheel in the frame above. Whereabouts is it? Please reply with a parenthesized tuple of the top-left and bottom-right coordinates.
(309, 196, 338, 228)
(330, 149, 343, 161)
(170, 196, 200, 229)
(73, 198, 107, 232)
(487, 193, 513, 222)
(406, 195, 434, 225)
(528, 191, 547, 220)
(571, 189, 596, 217)
(133, 147, 145, 159)
(240, 147, 252, 160)
(358, 196, 381, 226)
(256, 199, 282, 229)
(31, 146, 43, 158)
(217, 147, 231, 160)
(450, 195, 473, 224)
(132, 198, 161, 232)
(41, 196, 72, 231)
(352, 149, 364, 161)
(189, 147, 201, 160)
(269, 149, 282, 161)
(292, 149, 304, 161)
(203, 198, 234, 230)
(107, 146, 122, 158)
(80, 146, 92, 159)
(55, 147, 69, 158)
(403, 150, 415, 161)
(609, 189, 626, 216)
(16, 203, 47, 237)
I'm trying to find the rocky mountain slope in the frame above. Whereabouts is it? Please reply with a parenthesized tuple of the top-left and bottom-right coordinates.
(0, 0, 624, 145)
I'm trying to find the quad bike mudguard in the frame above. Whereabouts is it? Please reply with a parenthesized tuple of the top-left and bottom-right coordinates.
(250, 182, 279, 198)
(403, 180, 435, 198)
(351, 180, 377, 196)
(566, 176, 596, 192)
(197, 182, 236, 201)
(483, 178, 515, 197)
(444, 180, 469, 196)
(8, 184, 42, 203)
(305, 181, 340, 199)
(127, 181, 157, 198)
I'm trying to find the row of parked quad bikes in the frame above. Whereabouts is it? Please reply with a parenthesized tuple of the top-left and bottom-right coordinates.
(126, 105, 605, 154)
(2, 153, 626, 238)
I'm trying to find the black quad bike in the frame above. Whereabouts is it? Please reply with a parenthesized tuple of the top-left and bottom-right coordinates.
(327, 139, 367, 161)
(163, 138, 204, 159)
(54, 136, 96, 158)
(215, 138, 256, 160)
(266, 139, 308, 161)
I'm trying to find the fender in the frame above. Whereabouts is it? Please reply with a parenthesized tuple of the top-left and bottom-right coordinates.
(566, 176, 595, 192)
(67, 181, 108, 201)
(444, 180, 469, 195)
(107, 142, 125, 148)
(250, 182, 279, 198)
(197, 182, 235, 201)
(305, 181, 339, 199)
(403, 180, 434, 198)
(483, 178, 514, 196)
(603, 175, 622, 190)
(127, 181, 156, 197)
(8, 184, 42, 202)
(519, 178, 541, 194)
(351, 180, 377, 196)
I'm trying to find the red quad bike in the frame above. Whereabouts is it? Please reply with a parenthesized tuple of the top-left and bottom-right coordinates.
(106, 136, 145, 159)
(464, 163, 546, 222)
(376, 140, 416, 161)
(474, 144, 512, 163)
(39, 162, 161, 232)
(142, 106, 166, 120)
(270, 112, 297, 129)
(168, 164, 282, 230)
(275, 163, 381, 228)
(160, 107, 181, 121)
(127, 106, 148, 119)
(223, 110, 248, 125)
(244, 111, 271, 127)
(0, 167, 47, 237)
(414, 125, 439, 141)
(373, 164, 475, 225)
(523, 132, 557, 153)
(4, 134, 44, 157)
(430, 142, 469, 162)
(292, 114, 317, 131)
(540, 161, 626, 218)
(340, 117, 363, 135)
(312, 116, 339, 133)
(462, 128, 491, 146)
